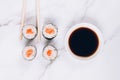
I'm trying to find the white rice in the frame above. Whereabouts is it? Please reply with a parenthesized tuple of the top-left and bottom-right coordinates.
(22, 25, 37, 40)
(42, 24, 57, 39)
(43, 45, 58, 61)
(22, 45, 37, 61)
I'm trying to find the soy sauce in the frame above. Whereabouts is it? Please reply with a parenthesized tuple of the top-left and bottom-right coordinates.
(69, 27, 99, 57)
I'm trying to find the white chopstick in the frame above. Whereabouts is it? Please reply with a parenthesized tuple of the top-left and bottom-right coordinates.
(36, 0, 40, 41)
(20, 0, 26, 40)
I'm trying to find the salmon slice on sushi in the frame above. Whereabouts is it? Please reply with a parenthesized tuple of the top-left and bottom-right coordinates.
(22, 25, 37, 40)
(22, 45, 37, 61)
(43, 45, 58, 61)
(42, 24, 58, 40)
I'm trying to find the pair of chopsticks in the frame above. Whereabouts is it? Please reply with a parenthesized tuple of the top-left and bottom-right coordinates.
(20, 0, 40, 41)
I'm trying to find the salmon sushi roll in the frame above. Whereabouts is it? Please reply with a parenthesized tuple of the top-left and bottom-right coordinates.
(22, 45, 37, 61)
(43, 45, 58, 61)
(22, 25, 37, 40)
(42, 24, 58, 40)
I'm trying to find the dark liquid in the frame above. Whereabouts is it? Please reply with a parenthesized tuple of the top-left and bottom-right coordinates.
(69, 27, 99, 57)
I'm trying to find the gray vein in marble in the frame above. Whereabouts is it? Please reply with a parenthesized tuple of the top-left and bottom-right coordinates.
(38, 49, 65, 80)
(38, 62, 53, 80)
(81, 0, 95, 22)
(0, 16, 20, 27)
(38, 65, 51, 80)
(104, 26, 120, 44)
(0, 11, 37, 27)
(64, 0, 95, 34)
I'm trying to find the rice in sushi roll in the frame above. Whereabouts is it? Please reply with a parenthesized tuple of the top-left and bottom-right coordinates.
(43, 45, 58, 61)
(22, 25, 37, 40)
(22, 45, 37, 61)
(42, 24, 58, 40)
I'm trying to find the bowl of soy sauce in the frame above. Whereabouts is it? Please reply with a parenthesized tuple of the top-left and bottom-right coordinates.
(65, 23, 104, 60)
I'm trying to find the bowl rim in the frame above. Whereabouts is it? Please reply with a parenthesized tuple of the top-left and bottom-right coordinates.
(65, 23, 104, 60)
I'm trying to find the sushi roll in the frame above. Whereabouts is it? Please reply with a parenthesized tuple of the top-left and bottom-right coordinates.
(43, 45, 58, 61)
(42, 24, 58, 40)
(22, 45, 37, 61)
(22, 25, 37, 40)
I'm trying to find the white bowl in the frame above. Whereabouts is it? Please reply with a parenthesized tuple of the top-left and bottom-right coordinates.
(65, 23, 104, 60)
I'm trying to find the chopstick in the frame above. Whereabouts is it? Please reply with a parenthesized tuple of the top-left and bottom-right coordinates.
(36, 0, 40, 41)
(20, 0, 26, 40)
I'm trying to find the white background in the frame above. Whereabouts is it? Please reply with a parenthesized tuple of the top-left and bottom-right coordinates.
(0, 0, 120, 80)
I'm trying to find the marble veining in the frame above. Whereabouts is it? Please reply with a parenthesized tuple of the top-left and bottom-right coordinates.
(0, 0, 120, 80)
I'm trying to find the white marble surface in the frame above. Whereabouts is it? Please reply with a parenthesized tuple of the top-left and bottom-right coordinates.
(0, 0, 120, 80)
